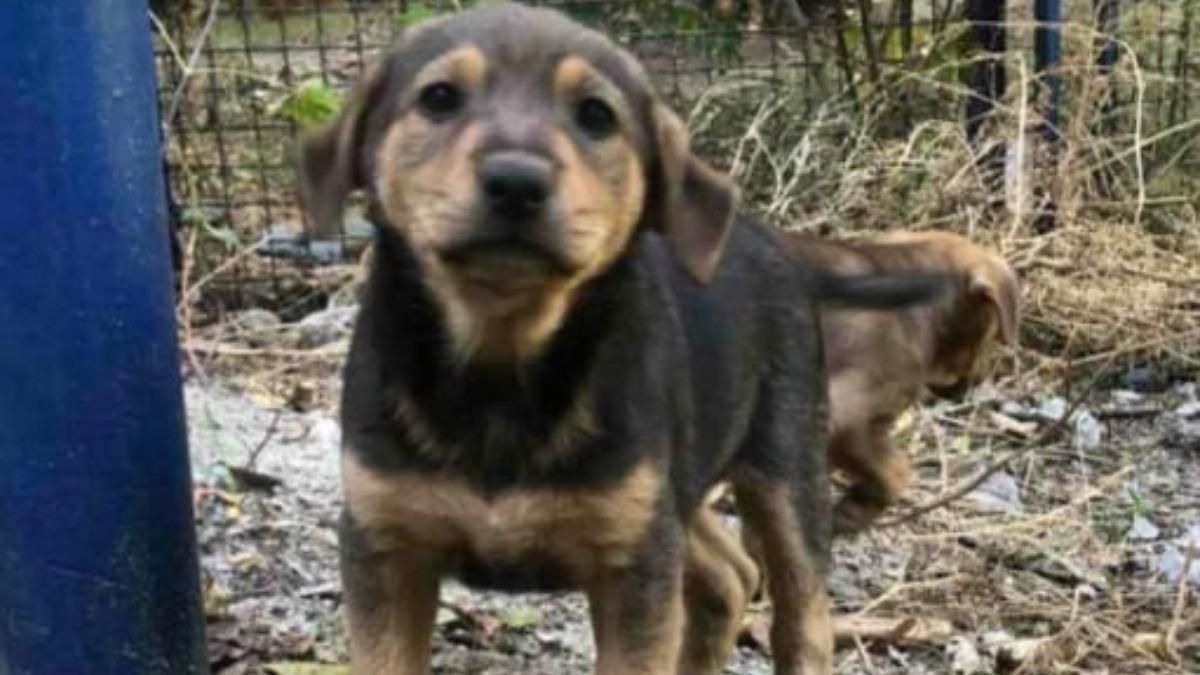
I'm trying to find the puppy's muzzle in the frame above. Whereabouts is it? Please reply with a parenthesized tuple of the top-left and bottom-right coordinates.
(439, 150, 574, 280)
(479, 151, 554, 222)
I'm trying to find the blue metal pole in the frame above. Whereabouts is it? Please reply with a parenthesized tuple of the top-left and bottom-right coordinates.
(0, 2, 209, 674)
(1035, 0, 1063, 141)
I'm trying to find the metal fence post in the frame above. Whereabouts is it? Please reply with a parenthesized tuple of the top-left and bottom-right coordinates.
(1035, 0, 1064, 140)
(964, 0, 1008, 179)
(0, 2, 209, 674)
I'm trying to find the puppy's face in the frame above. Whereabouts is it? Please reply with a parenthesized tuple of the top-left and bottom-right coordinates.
(376, 48, 645, 323)
(299, 6, 736, 363)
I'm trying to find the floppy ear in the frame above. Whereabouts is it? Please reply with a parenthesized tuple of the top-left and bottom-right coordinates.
(297, 61, 391, 239)
(969, 270, 1020, 346)
(647, 104, 738, 284)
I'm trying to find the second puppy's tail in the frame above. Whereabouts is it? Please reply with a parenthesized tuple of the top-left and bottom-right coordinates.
(808, 269, 952, 310)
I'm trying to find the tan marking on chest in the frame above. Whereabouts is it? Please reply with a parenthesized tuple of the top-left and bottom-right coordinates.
(342, 453, 663, 578)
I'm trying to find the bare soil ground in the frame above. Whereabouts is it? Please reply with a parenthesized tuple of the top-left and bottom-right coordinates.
(186, 329, 1200, 675)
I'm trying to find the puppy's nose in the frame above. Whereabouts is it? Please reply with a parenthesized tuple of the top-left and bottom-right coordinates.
(479, 152, 553, 220)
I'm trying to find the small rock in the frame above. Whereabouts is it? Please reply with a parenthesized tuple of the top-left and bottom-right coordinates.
(1037, 396, 1067, 422)
(1071, 410, 1103, 450)
(1127, 515, 1161, 542)
(1171, 382, 1197, 401)
(969, 471, 1023, 513)
(309, 417, 341, 449)
(1170, 402, 1200, 450)
(947, 636, 985, 674)
(1000, 400, 1033, 419)
(1180, 523, 1200, 550)
(1152, 526, 1200, 583)
(1176, 401, 1200, 419)
(296, 306, 357, 348)
(1123, 365, 1166, 393)
(228, 308, 284, 345)
(979, 630, 1014, 652)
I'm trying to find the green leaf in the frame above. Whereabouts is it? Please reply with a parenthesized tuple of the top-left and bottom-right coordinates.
(501, 606, 542, 629)
(950, 434, 971, 455)
(274, 79, 343, 128)
(202, 223, 241, 250)
(396, 2, 439, 28)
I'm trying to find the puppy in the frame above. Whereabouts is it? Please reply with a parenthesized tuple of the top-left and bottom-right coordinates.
(298, 6, 946, 673)
(781, 230, 1020, 534)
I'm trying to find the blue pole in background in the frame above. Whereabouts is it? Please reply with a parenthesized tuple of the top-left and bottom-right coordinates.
(0, 2, 208, 674)
(1035, 0, 1063, 141)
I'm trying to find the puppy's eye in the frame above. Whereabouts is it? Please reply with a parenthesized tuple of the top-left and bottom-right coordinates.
(417, 82, 464, 120)
(575, 97, 617, 139)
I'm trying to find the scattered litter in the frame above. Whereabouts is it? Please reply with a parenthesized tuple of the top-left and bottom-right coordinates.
(946, 636, 985, 674)
(1037, 396, 1068, 422)
(999, 400, 1033, 420)
(255, 220, 373, 265)
(1071, 409, 1103, 450)
(968, 471, 1023, 513)
(1128, 515, 1161, 542)
(1110, 390, 1145, 405)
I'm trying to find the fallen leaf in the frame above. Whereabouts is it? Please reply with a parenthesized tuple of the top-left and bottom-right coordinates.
(988, 411, 1037, 438)
(950, 434, 971, 455)
(834, 615, 955, 645)
(263, 663, 351, 675)
(501, 606, 543, 630)
(1128, 632, 1174, 662)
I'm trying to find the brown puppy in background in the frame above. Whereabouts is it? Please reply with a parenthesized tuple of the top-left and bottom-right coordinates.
(297, 5, 951, 675)
(781, 231, 1020, 534)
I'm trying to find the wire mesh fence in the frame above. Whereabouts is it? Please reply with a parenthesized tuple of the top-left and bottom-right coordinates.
(151, 0, 1199, 322)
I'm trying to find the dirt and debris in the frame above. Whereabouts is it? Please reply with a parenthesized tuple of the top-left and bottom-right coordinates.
(184, 313, 1200, 674)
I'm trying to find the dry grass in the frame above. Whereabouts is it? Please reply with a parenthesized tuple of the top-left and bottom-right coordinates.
(677, 17, 1200, 381)
(165, 10, 1199, 672)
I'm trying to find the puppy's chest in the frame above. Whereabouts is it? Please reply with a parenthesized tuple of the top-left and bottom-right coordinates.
(343, 452, 662, 585)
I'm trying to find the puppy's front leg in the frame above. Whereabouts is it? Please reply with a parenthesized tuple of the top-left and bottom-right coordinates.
(678, 507, 759, 675)
(587, 529, 685, 675)
(733, 481, 833, 675)
(340, 512, 442, 675)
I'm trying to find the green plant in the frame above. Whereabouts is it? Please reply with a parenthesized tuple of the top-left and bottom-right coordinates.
(272, 79, 343, 128)
(395, 1, 441, 28)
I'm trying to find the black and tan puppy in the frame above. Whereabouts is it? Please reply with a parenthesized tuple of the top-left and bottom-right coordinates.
(298, 5, 945, 674)
(781, 231, 1020, 534)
